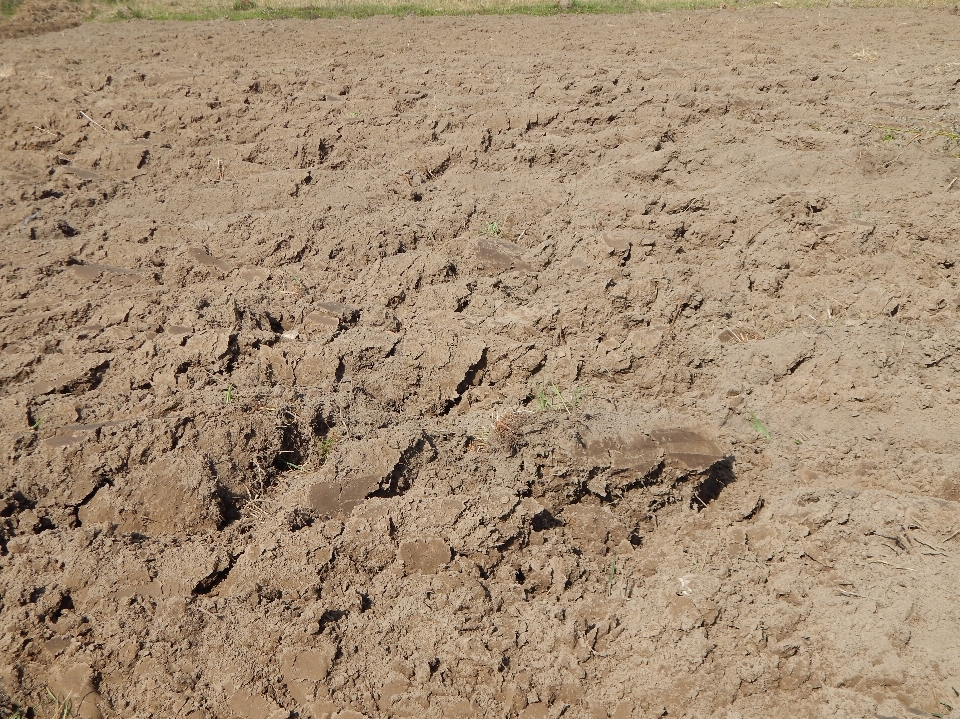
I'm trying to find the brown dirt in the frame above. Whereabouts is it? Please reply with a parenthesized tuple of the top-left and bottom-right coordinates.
(0, 0, 88, 40)
(2, 9, 960, 719)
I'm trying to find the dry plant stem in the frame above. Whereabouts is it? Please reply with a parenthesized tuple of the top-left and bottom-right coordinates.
(551, 384, 572, 414)
(668, 302, 684, 333)
(907, 532, 946, 553)
(197, 606, 222, 620)
(746, 217, 778, 246)
(885, 133, 920, 167)
(865, 559, 918, 572)
(79, 110, 108, 133)
(490, 408, 532, 450)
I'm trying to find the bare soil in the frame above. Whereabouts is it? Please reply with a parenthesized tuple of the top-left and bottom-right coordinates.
(2, 10, 960, 719)
(0, 0, 88, 41)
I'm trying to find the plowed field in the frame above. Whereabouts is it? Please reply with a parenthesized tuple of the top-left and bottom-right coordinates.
(3, 10, 960, 719)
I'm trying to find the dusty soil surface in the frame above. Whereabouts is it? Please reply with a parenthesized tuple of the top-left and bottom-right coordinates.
(0, 0, 88, 41)
(2, 9, 960, 719)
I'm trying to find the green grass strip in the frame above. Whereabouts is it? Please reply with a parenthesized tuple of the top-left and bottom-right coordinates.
(103, 0, 759, 21)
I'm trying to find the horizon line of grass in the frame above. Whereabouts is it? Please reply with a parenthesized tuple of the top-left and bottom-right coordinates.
(3, 0, 957, 25)
(96, 0, 757, 22)
(107, 0, 741, 21)
(98, 0, 960, 21)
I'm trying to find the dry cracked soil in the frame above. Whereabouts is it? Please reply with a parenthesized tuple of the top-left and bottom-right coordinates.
(2, 8, 960, 719)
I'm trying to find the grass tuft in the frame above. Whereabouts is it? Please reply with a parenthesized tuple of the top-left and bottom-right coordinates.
(606, 556, 617, 596)
(747, 412, 770, 441)
(317, 435, 336, 465)
(43, 689, 72, 719)
(481, 220, 502, 237)
(868, 122, 960, 152)
(532, 382, 585, 413)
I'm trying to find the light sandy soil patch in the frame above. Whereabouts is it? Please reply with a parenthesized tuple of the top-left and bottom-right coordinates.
(2, 10, 960, 719)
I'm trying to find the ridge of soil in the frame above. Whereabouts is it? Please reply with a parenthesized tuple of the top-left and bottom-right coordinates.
(0, 0, 87, 40)
(2, 10, 960, 719)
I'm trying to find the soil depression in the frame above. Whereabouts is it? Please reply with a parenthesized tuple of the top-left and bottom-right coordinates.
(2, 9, 960, 719)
